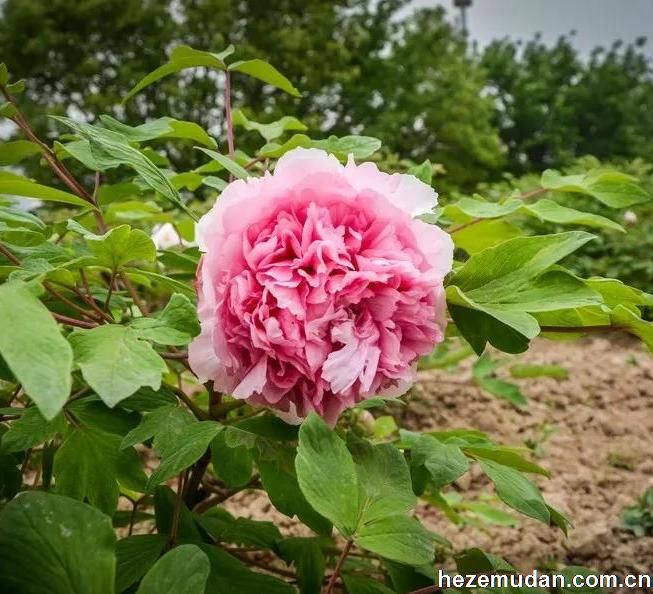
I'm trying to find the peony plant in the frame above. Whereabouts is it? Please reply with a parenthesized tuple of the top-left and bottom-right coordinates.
(0, 47, 651, 594)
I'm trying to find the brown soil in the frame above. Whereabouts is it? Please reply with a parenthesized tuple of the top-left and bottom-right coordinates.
(409, 336, 653, 592)
(226, 337, 653, 592)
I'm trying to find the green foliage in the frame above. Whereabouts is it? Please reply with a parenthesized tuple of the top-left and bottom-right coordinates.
(0, 36, 651, 594)
(136, 545, 210, 594)
(0, 492, 116, 594)
(622, 488, 653, 537)
(483, 35, 653, 174)
(0, 281, 72, 419)
(70, 325, 167, 407)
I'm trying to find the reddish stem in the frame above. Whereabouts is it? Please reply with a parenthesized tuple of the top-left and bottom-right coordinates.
(224, 70, 235, 159)
(52, 312, 98, 329)
(325, 540, 353, 594)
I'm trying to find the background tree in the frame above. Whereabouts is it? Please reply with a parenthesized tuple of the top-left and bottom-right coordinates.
(0, 0, 503, 188)
(482, 35, 653, 174)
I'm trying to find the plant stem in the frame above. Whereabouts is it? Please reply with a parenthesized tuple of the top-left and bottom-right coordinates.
(168, 470, 187, 549)
(0, 242, 20, 265)
(207, 381, 222, 419)
(103, 272, 116, 312)
(127, 496, 142, 537)
(43, 282, 103, 323)
(0, 86, 98, 209)
(183, 448, 212, 507)
(406, 586, 441, 594)
(169, 385, 208, 420)
(120, 272, 149, 316)
(161, 351, 189, 360)
(325, 540, 353, 594)
(52, 312, 98, 329)
(224, 70, 235, 159)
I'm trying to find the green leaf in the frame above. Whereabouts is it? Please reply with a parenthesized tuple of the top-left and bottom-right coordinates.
(100, 115, 216, 148)
(525, 199, 624, 232)
(196, 148, 249, 179)
(0, 102, 18, 118)
(409, 433, 469, 493)
(255, 443, 332, 536)
(464, 446, 549, 476)
(296, 413, 360, 536)
(447, 233, 599, 352)
(454, 547, 515, 573)
(611, 305, 653, 352)
(201, 544, 296, 594)
(0, 63, 7, 85)
(6, 79, 25, 94)
(447, 285, 540, 348)
(541, 169, 649, 208)
(54, 426, 147, 514)
(197, 508, 281, 550)
(126, 268, 196, 297)
(311, 135, 382, 160)
(124, 45, 232, 103)
(136, 544, 210, 594)
(384, 560, 434, 594)
(0, 140, 42, 166)
(0, 178, 91, 208)
(259, 134, 313, 158)
(115, 534, 167, 592)
(586, 278, 653, 308)
(229, 58, 301, 97)
(1, 407, 65, 452)
(343, 574, 395, 594)
(477, 377, 528, 407)
(130, 293, 200, 346)
(259, 134, 382, 161)
(154, 486, 203, 541)
(53, 117, 195, 219)
(121, 404, 195, 451)
(407, 160, 433, 185)
(147, 420, 221, 489)
(232, 109, 307, 142)
(68, 222, 156, 269)
(348, 436, 416, 523)
(478, 459, 550, 523)
(445, 196, 521, 220)
(0, 205, 45, 231)
(510, 363, 569, 379)
(548, 504, 573, 536)
(0, 281, 73, 420)
(449, 303, 531, 355)
(459, 502, 518, 527)
(278, 537, 325, 594)
(211, 428, 254, 488)
(70, 325, 167, 407)
(0, 491, 116, 594)
(451, 232, 595, 298)
(453, 219, 521, 254)
(355, 515, 433, 566)
(445, 195, 624, 232)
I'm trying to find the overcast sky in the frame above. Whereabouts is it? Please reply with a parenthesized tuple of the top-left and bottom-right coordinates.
(414, 0, 653, 57)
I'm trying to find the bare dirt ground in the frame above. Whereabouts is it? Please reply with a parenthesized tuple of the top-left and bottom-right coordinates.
(409, 336, 653, 592)
(226, 336, 653, 591)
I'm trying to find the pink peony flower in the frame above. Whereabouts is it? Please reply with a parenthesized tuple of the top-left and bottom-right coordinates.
(189, 148, 453, 423)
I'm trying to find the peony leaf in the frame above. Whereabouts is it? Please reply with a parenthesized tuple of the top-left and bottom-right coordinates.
(0, 492, 116, 594)
(69, 325, 167, 407)
(136, 545, 210, 594)
(0, 281, 73, 420)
